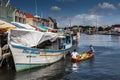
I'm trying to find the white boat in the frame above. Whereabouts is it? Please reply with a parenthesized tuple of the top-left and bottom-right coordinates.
(8, 29, 72, 72)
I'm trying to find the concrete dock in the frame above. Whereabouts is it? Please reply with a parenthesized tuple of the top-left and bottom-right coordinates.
(0, 45, 11, 67)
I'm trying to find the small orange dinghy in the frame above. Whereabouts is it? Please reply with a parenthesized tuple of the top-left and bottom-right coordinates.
(70, 52, 94, 62)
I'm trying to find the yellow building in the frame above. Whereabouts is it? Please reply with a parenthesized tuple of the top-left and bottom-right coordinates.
(25, 13, 40, 27)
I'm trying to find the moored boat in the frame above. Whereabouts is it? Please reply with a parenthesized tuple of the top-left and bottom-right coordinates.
(8, 29, 73, 72)
(70, 52, 94, 62)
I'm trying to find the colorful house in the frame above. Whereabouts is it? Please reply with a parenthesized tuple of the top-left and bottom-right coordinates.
(48, 17, 58, 29)
(112, 24, 120, 33)
(14, 9, 26, 24)
(25, 13, 40, 27)
(41, 18, 49, 27)
(0, 0, 14, 22)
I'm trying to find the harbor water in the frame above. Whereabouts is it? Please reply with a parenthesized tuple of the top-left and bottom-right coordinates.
(0, 34, 120, 80)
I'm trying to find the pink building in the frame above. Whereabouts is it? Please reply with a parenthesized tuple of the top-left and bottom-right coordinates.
(112, 25, 120, 32)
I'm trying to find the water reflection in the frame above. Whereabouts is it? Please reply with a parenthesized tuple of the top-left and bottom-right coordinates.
(71, 62, 78, 72)
(0, 68, 16, 80)
(88, 57, 94, 67)
(80, 34, 120, 50)
(110, 35, 120, 41)
(15, 59, 66, 80)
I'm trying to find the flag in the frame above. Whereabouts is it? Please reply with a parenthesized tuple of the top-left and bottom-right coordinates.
(5, 0, 10, 7)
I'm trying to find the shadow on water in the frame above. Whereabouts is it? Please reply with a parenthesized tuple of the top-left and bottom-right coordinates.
(0, 54, 95, 80)
(14, 58, 72, 80)
(0, 68, 16, 80)
(0, 58, 68, 80)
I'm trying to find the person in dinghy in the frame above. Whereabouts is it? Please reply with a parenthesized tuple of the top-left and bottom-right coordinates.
(88, 45, 95, 54)
(71, 49, 79, 59)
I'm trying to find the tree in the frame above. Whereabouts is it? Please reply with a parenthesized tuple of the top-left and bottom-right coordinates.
(98, 27, 104, 31)
(104, 27, 112, 31)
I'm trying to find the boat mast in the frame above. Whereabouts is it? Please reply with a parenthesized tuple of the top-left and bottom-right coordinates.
(35, 0, 38, 17)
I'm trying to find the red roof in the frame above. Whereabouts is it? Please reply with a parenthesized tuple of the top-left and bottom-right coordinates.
(25, 13, 34, 18)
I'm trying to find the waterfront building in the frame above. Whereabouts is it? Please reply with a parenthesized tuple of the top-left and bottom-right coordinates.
(112, 24, 120, 33)
(0, 0, 39, 27)
(48, 17, 58, 29)
(0, 0, 58, 30)
(41, 18, 49, 27)
(40, 17, 58, 29)
(0, 0, 14, 22)
(25, 13, 40, 27)
(14, 9, 26, 24)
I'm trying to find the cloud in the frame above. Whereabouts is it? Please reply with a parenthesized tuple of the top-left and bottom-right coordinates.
(89, 6, 99, 14)
(98, 2, 116, 10)
(89, 2, 116, 15)
(57, 14, 120, 27)
(118, 3, 120, 6)
(50, 6, 61, 11)
(72, 14, 101, 26)
(57, 14, 102, 27)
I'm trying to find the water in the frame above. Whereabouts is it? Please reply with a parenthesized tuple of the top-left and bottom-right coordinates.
(0, 34, 120, 80)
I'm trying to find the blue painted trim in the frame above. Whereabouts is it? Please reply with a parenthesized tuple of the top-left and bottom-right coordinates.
(11, 44, 71, 53)
(15, 64, 45, 72)
(12, 45, 38, 50)
(44, 49, 65, 52)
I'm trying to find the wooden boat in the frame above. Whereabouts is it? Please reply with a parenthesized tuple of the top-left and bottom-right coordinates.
(8, 29, 73, 72)
(70, 52, 94, 62)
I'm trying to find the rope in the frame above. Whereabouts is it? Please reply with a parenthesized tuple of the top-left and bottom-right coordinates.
(0, 57, 4, 67)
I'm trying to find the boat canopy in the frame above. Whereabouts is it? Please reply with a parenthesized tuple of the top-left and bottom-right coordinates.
(0, 20, 16, 32)
(8, 29, 58, 47)
(11, 22, 36, 30)
(37, 25, 48, 31)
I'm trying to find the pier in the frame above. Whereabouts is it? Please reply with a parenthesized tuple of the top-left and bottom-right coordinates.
(0, 43, 13, 68)
(0, 31, 12, 68)
(0, 50, 11, 68)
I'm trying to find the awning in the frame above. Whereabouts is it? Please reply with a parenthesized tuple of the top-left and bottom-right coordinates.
(8, 29, 58, 47)
(11, 22, 25, 28)
(38, 25, 48, 31)
(0, 20, 16, 32)
(47, 27, 57, 32)
(11, 22, 36, 30)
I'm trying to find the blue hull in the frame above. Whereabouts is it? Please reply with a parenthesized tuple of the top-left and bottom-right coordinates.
(15, 64, 46, 72)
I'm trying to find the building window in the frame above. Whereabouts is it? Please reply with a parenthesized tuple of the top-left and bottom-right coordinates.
(0, 7, 2, 17)
(7, 10, 12, 18)
(0, 1, 1, 6)
(1, 8, 6, 18)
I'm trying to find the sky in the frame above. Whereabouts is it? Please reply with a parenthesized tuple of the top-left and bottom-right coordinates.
(3, 0, 120, 27)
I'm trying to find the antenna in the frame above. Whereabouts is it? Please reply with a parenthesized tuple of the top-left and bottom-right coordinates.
(35, 0, 37, 16)
(34, 0, 40, 18)
(41, 12, 43, 18)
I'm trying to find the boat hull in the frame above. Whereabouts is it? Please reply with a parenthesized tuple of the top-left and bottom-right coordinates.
(10, 45, 67, 72)
(15, 64, 43, 72)
(70, 53, 94, 62)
